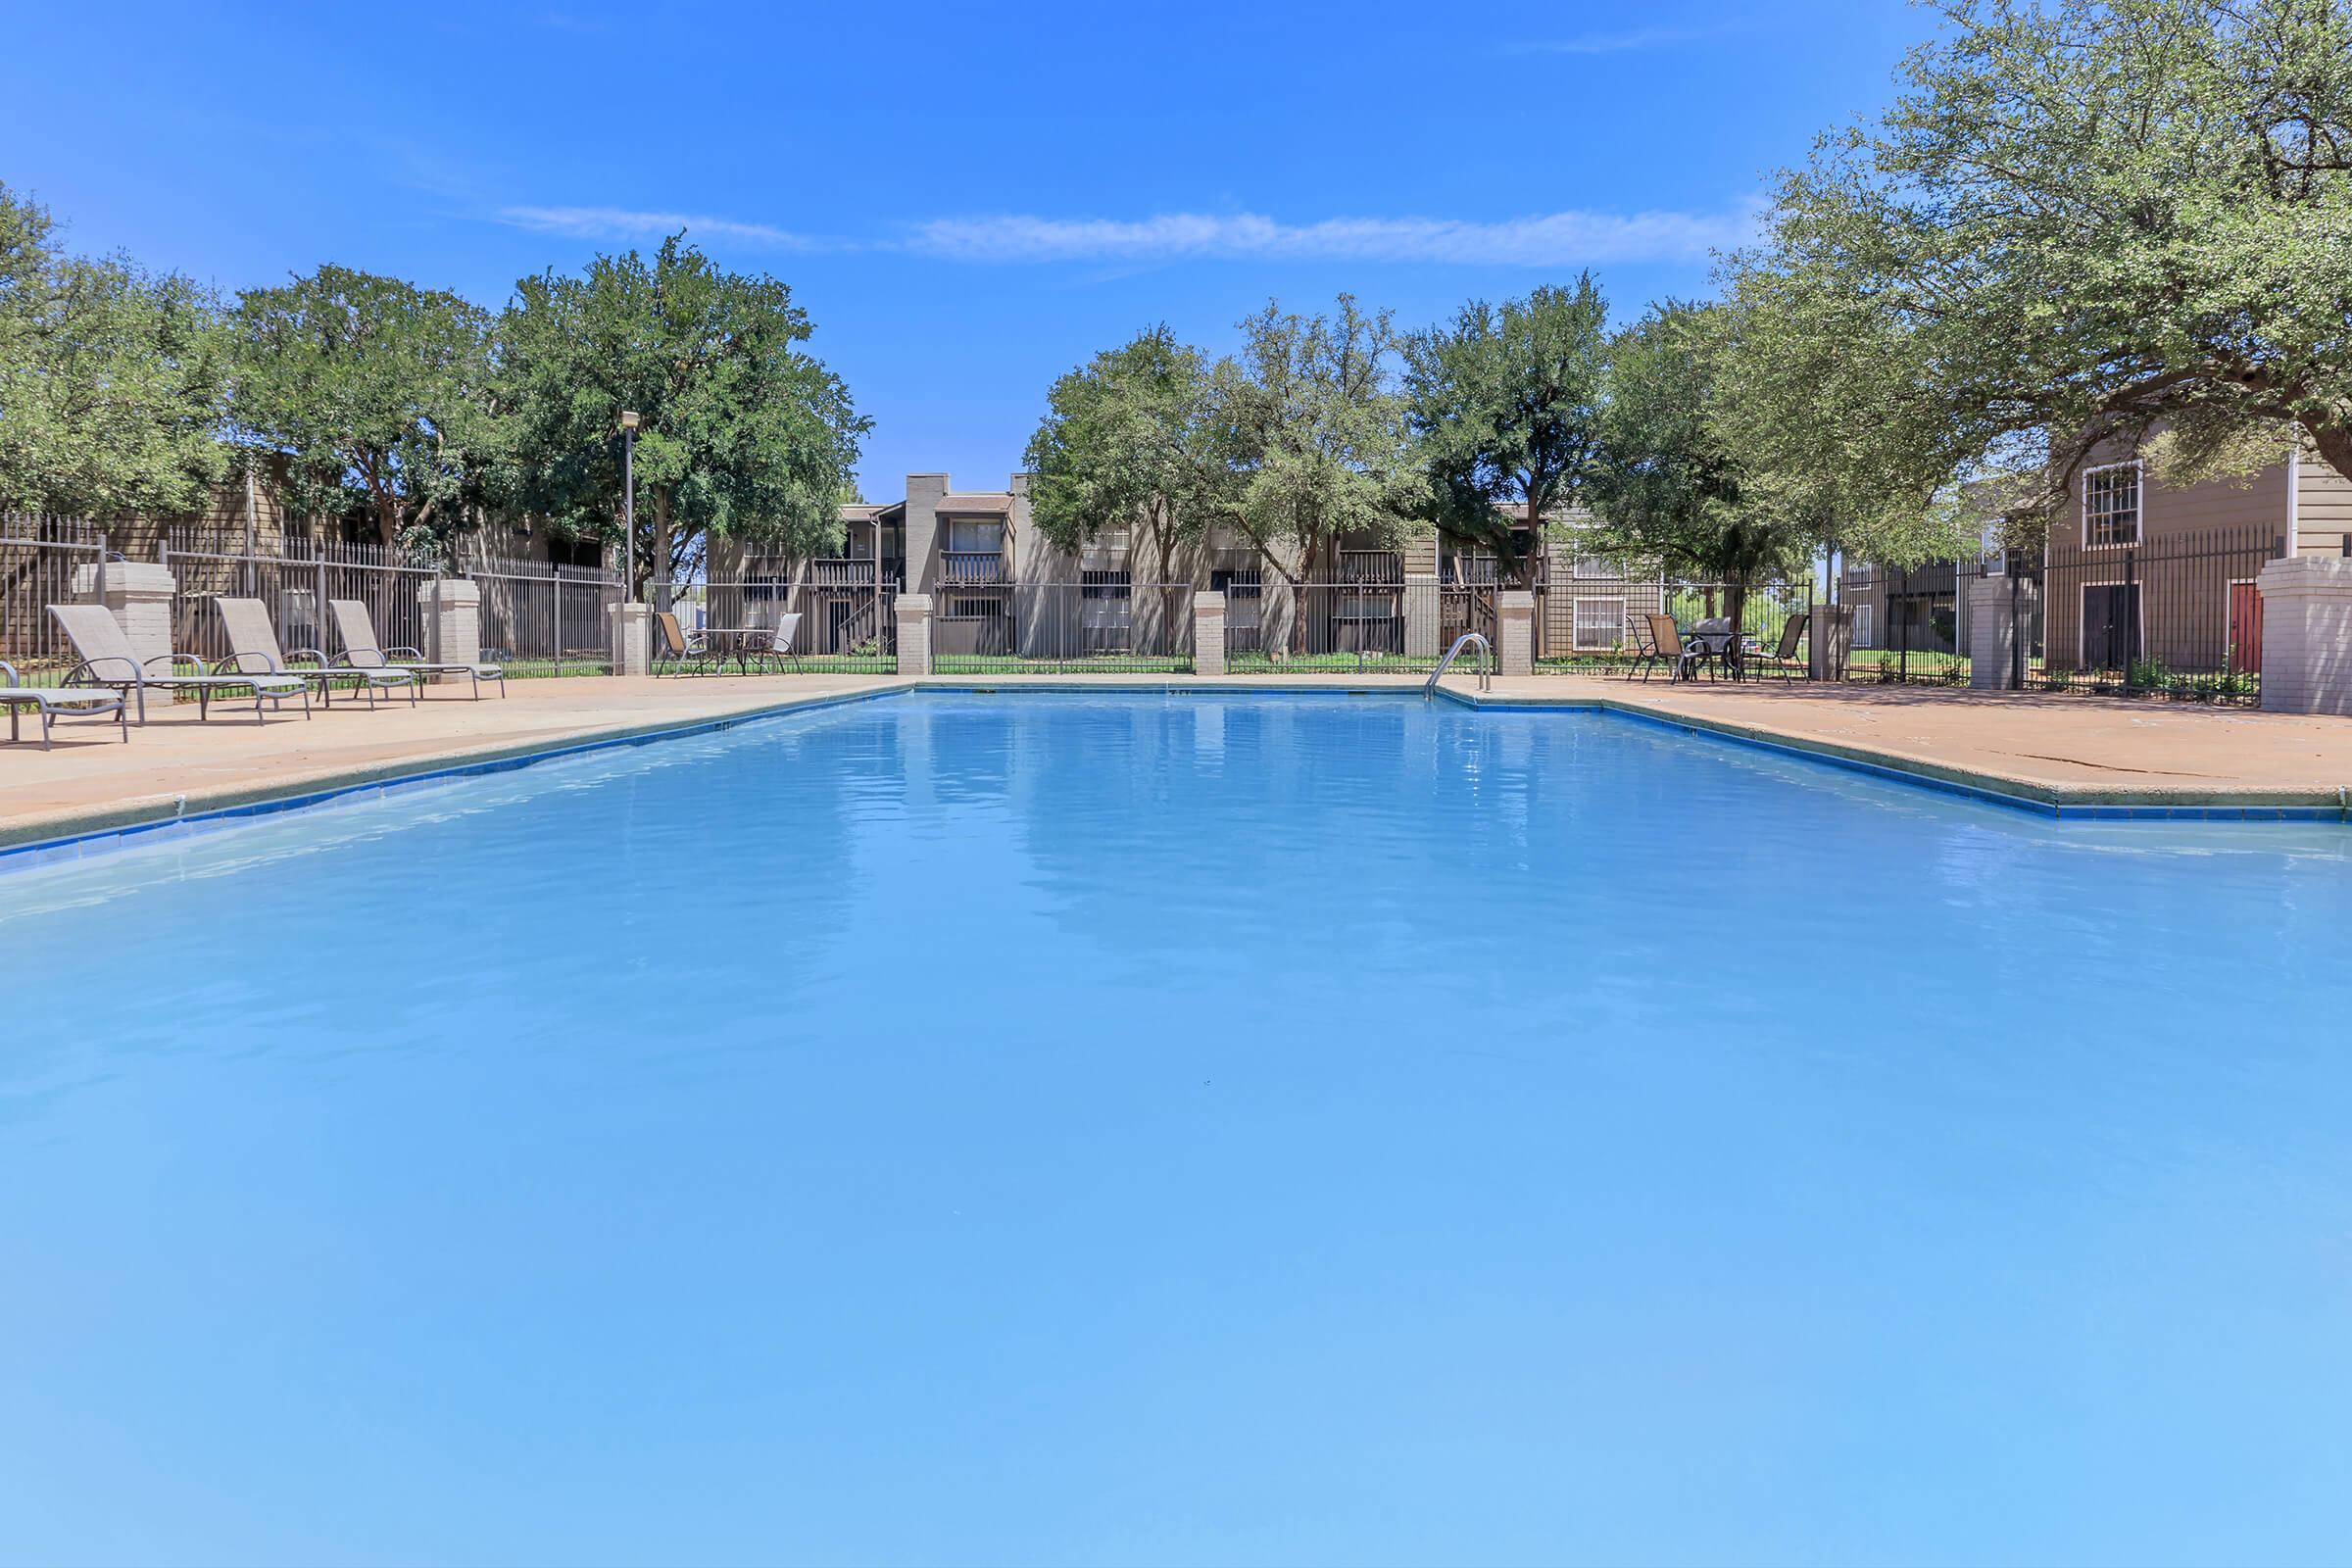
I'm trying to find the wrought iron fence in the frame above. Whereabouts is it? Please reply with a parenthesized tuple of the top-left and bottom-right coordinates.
(164, 529, 442, 673)
(472, 560, 622, 676)
(1529, 573, 1814, 674)
(653, 573, 898, 673)
(932, 581, 1192, 674)
(1227, 578, 1444, 672)
(0, 517, 111, 685)
(2019, 524, 2277, 702)
(1843, 559, 1975, 686)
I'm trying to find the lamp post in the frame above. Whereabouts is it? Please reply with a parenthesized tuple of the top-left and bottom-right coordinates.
(619, 411, 641, 599)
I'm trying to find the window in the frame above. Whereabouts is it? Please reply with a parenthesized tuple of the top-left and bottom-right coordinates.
(1573, 597, 1627, 651)
(1572, 554, 1617, 580)
(945, 519, 1004, 554)
(942, 595, 1001, 620)
(1850, 604, 1874, 648)
(2082, 462, 2141, 548)
(1845, 561, 1876, 587)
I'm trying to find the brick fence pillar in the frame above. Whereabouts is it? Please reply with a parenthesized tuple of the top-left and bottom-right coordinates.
(1192, 591, 1226, 676)
(2258, 556, 2352, 714)
(419, 577, 482, 681)
(610, 601, 651, 677)
(74, 561, 175, 673)
(895, 593, 933, 677)
(1966, 572, 2018, 690)
(1496, 589, 1535, 676)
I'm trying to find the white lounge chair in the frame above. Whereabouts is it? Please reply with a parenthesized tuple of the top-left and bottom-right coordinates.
(215, 597, 418, 709)
(0, 660, 128, 749)
(330, 599, 506, 699)
(49, 602, 309, 724)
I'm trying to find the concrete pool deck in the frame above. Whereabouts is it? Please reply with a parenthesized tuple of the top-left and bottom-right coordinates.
(3, 671, 2350, 849)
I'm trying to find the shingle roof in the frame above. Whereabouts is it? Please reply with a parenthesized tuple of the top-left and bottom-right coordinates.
(937, 492, 1013, 514)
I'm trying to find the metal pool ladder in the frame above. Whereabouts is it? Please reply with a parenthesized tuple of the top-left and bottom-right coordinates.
(1425, 631, 1493, 698)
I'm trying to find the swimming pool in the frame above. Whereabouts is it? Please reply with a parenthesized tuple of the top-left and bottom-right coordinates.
(5, 691, 2349, 1565)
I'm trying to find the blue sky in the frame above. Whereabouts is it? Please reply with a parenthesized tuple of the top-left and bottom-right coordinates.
(5, 1, 1941, 496)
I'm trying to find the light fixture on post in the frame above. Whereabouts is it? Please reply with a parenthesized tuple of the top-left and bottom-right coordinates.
(619, 411, 641, 598)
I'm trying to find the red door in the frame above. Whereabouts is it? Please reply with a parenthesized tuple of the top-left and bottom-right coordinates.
(2230, 582, 2263, 673)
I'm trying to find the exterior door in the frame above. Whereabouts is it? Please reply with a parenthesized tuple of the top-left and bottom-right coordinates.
(2082, 584, 2140, 670)
(2229, 581, 2263, 674)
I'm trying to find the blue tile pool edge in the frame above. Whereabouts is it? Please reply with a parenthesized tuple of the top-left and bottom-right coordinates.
(4, 680, 2342, 874)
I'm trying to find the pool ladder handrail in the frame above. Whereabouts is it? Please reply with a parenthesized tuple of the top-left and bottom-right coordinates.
(1425, 631, 1493, 698)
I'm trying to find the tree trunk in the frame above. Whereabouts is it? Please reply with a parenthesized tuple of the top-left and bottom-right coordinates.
(2302, 416, 2352, 493)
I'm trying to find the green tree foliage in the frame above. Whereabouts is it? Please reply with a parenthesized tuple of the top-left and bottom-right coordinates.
(1739, 0, 2352, 541)
(230, 265, 493, 554)
(1023, 325, 1233, 583)
(498, 234, 866, 595)
(0, 182, 227, 517)
(1402, 275, 1609, 583)
(1587, 302, 1821, 628)
(1221, 295, 1429, 585)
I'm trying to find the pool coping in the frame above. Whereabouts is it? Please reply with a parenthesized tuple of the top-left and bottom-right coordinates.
(2, 677, 2344, 870)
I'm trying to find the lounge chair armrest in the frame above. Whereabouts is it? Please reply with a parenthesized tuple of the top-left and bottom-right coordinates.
(148, 652, 215, 676)
(283, 647, 333, 670)
(0, 660, 17, 686)
(212, 651, 281, 675)
(65, 656, 139, 686)
(387, 645, 425, 661)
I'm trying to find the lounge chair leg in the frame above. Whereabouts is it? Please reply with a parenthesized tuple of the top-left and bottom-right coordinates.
(40, 710, 51, 751)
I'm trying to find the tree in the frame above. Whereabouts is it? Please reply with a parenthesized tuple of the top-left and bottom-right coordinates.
(499, 234, 866, 596)
(1402, 275, 1608, 584)
(1586, 302, 1821, 631)
(1023, 325, 1233, 584)
(1740, 0, 2352, 539)
(228, 265, 493, 555)
(0, 182, 227, 516)
(1219, 294, 1429, 590)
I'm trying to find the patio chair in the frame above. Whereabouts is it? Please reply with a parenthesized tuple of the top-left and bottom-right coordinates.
(329, 599, 507, 700)
(216, 597, 419, 709)
(48, 602, 309, 725)
(1749, 615, 1808, 683)
(1640, 613, 1699, 683)
(1625, 613, 1661, 680)
(752, 612, 805, 674)
(652, 612, 712, 675)
(0, 660, 128, 749)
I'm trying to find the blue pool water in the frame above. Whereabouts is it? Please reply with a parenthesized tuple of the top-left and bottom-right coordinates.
(5, 692, 2351, 1566)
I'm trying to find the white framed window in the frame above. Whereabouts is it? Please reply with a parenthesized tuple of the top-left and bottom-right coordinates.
(1571, 553, 1618, 580)
(2082, 461, 2142, 548)
(1851, 604, 1875, 648)
(1845, 561, 1875, 587)
(1573, 597, 1627, 650)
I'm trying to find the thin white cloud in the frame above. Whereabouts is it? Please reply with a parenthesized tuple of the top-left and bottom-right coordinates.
(1516, 24, 1748, 55)
(904, 207, 1759, 267)
(495, 205, 826, 249)
(490, 202, 1760, 266)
